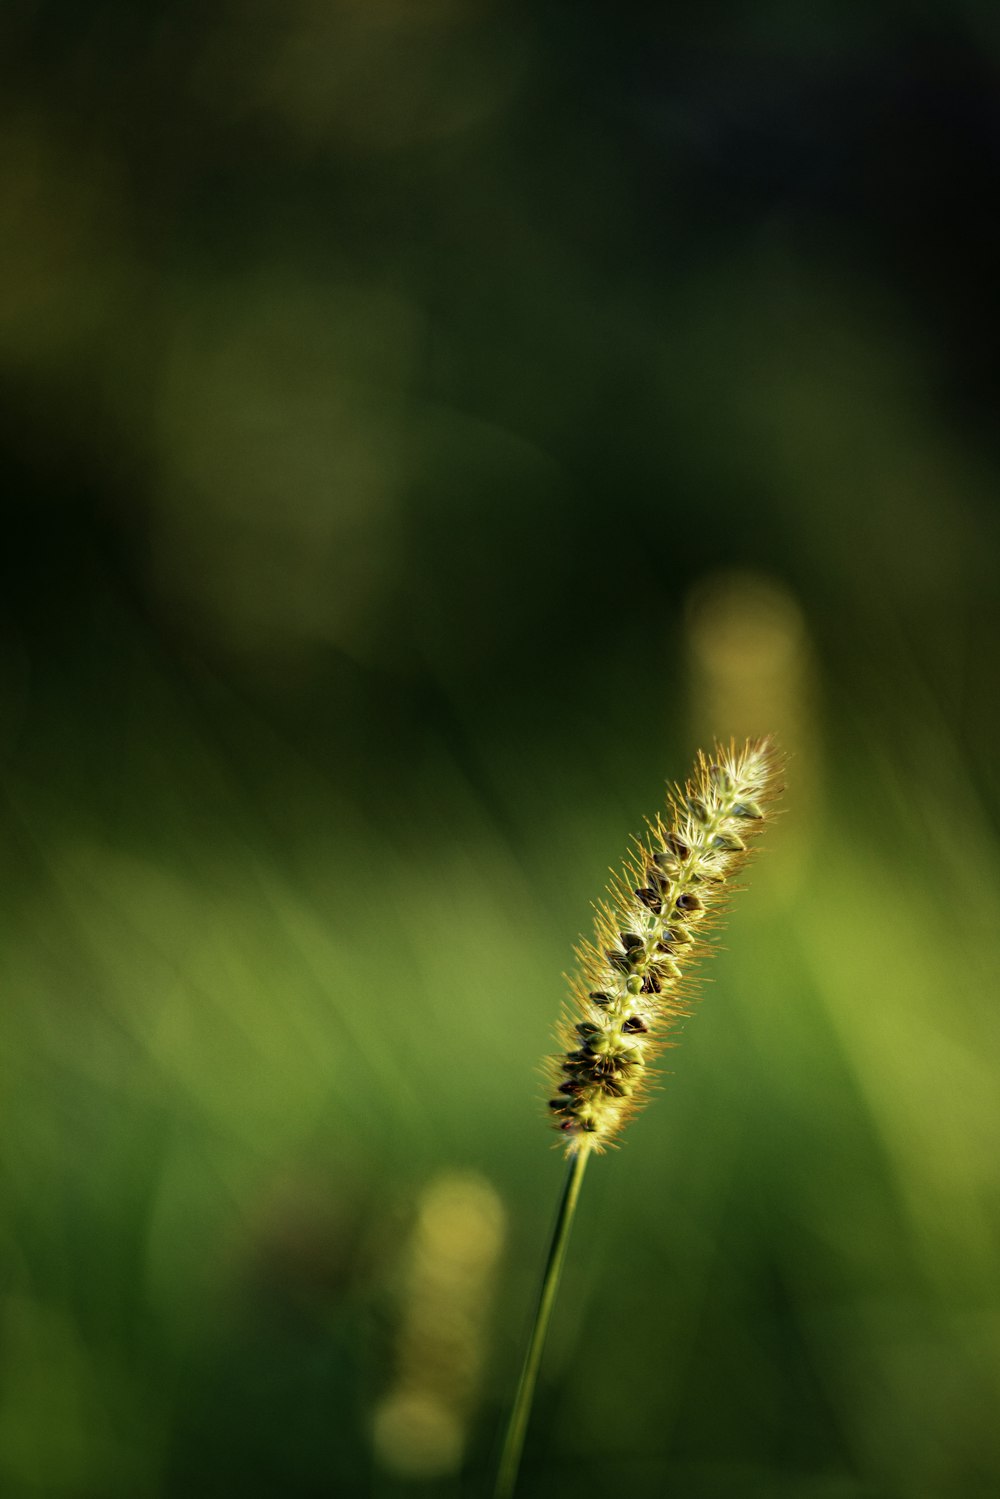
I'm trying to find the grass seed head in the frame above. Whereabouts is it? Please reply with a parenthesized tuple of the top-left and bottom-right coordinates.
(548, 737, 782, 1155)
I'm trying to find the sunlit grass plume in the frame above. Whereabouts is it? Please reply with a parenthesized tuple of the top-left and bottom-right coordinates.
(495, 737, 783, 1498)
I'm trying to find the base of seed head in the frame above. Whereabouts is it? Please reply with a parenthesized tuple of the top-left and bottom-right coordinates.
(547, 738, 781, 1154)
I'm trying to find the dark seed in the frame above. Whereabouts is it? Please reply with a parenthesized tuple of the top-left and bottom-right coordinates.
(676, 892, 702, 912)
(588, 991, 611, 1006)
(635, 886, 663, 914)
(574, 1066, 601, 1087)
(575, 1021, 600, 1039)
(687, 796, 710, 823)
(663, 833, 690, 860)
(559, 1078, 584, 1095)
(607, 950, 631, 975)
(659, 927, 690, 949)
(641, 972, 661, 994)
(621, 932, 644, 951)
(606, 1053, 636, 1076)
(711, 830, 745, 852)
(548, 1098, 570, 1112)
(622, 1015, 649, 1035)
(598, 1077, 626, 1098)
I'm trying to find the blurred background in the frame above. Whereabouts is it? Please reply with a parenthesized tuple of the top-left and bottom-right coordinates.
(3, 2, 1000, 1496)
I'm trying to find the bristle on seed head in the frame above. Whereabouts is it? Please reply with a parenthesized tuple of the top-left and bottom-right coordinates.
(549, 738, 782, 1155)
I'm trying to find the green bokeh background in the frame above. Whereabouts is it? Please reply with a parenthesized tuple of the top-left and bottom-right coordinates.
(3, 4, 1000, 1496)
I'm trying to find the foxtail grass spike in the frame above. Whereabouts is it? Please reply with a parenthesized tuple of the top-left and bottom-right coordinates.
(548, 736, 782, 1154)
(495, 739, 781, 1499)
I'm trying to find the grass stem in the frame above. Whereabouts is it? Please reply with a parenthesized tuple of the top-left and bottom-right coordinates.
(494, 1148, 590, 1499)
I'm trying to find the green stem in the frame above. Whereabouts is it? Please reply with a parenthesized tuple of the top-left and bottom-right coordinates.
(494, 1147, 590, 1499)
